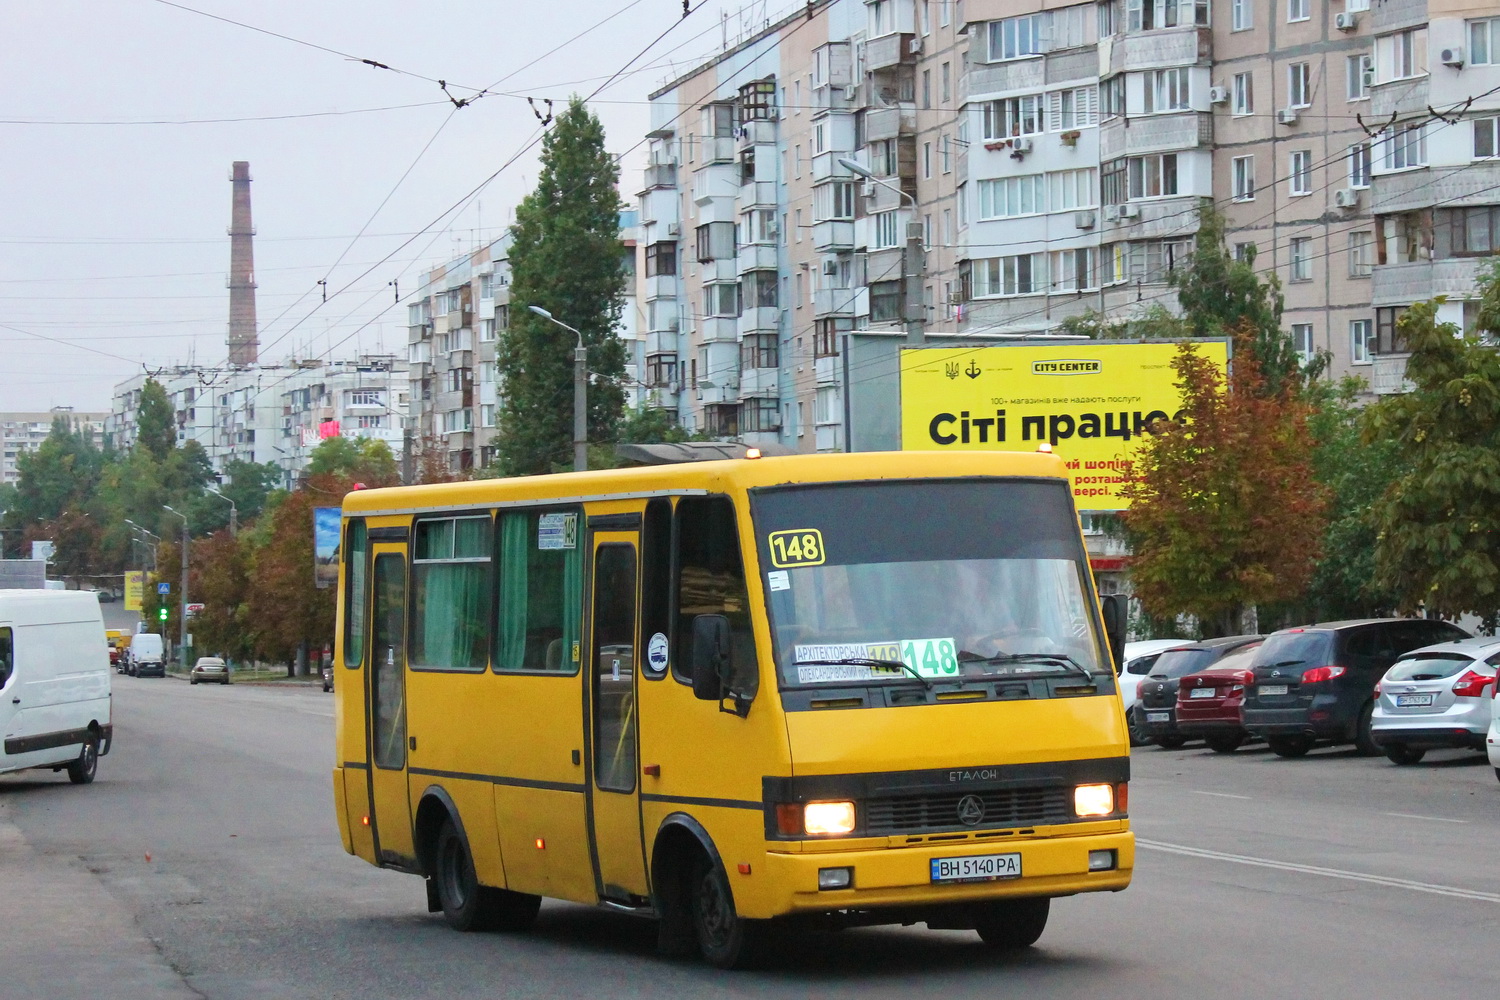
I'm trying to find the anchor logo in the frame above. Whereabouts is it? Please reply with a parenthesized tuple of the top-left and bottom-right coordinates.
(945, 361, 960, 379)
(965, 359, 982, 379)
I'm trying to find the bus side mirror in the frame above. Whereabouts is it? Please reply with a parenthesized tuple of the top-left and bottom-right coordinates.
(1101, 595, 1126, 674)
(691, 614, 731, 701)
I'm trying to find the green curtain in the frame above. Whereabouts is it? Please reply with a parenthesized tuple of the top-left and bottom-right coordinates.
(498, 513, 530, 668)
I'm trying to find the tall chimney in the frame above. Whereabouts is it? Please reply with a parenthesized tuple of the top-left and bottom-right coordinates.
(227, 161, 259, 365)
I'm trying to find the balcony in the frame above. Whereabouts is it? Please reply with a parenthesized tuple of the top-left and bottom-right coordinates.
(1103, 194, 1201, 239)
(701, 316, 738, 343)
(693, 162, 738, 205)
(815, 423, 843, 452)
(738, 118, 777, 148)
(1371, 161, 1500, 214)
(964, 58, 1045, 100)
(866, 33, 916, 72)
(739, 367, 778, 396)
(640, 188, 679, 228)
(1370, 353, 1414, 395)
(813, 286, 857, 317)
(865, 104, 916, 142)
(815, 355, 838, 385)
(812, 220, 855, 252)
(811, 151, 856, 183)
(1371, 75, 1429, 120)
(736, 242, 779, 272)
(1099, 112, 1213, 159)
(645, 327, 679, 356)
(1371, 258, 1488, 307)
(644, 273, 679, 301)
(640, 162, 676, 192)
(698, 381, 740, 405)
(738, 180, 778, 210)
(1106, 27, 1211, 74)
(812, 83, 859, 113)
(738, 306, 780, 334)
(701, 136, 735, 164)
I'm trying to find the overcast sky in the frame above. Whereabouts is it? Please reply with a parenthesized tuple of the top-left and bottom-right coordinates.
(1, 0, 802, 412)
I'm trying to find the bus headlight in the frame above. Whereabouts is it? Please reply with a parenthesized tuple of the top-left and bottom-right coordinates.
(803, 801, 857, 836)
(1074, 783, 1115, 818)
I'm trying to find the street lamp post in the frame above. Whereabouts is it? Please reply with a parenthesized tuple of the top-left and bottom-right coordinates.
(527, 306, 588, 472)
(206, 487, 238, 537)
(162, 506, 189, 668)
(838, 157, 925, 348)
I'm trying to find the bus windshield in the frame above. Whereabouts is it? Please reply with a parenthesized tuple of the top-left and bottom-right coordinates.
(750, 479, 1106, 691)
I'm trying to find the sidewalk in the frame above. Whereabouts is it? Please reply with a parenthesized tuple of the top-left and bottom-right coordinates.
(0, 820, 197, 1000)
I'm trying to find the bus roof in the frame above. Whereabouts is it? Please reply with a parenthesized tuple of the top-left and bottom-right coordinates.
(342, 450, 1070, 516)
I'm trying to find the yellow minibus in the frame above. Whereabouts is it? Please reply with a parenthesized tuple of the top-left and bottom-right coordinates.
(332, 450, 1132, 967)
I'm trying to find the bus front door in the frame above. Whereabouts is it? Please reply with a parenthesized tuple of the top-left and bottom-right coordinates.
(587, 530, 648, 901)
(367, 548, 415, 868)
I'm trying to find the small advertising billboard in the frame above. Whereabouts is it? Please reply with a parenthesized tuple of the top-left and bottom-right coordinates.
(900, 341, 1229, 511)
(313, 507, 341, 589)
(124, 570, 144, 611)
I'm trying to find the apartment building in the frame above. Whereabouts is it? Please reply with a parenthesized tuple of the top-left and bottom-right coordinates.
(0, 408, 107, 485)
(1366, 0, 1500, 391)
(406, 218, 641, 473)
(108, 357, 408, 486)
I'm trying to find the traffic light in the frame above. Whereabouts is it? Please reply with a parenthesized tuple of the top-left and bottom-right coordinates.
(158, 606, 169, 622)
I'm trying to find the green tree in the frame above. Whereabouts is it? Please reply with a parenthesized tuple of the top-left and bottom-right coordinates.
(1121, 327, 1329, 637)
(135, 378, 176, 462)
(245, 481, 334, 673)
(9, 416, 106, 526)
(617, 406, 694, 445)
(496, 96, 628, 476)
(1363, 270, 1500, 629)
(190, 530, 254, 663)
(304, 436, 399, 485)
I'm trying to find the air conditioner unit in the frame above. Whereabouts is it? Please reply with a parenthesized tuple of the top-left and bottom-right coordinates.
(1074, 210, 1096, 230)
(821, 259, 839, 275)
(1103, 204, 1121, 222)
(1278, 107, 1301, 126)
(666, 222, 681, 237)
(1334, 188, 1359, 209)
(1117, 204, 1140, 220)
(843, 84, 859, 101)
(1010, 137, 1034, 154)
(908, 37, 923, 54)
(1208, 86, 1229, 105)
(1440, 46, 1465, 67)
(766, 220, 780, 238)
(1335, 11, 1357, 30)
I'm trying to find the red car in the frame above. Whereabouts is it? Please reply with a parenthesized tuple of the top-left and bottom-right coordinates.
(1174, 641, 1265, 753)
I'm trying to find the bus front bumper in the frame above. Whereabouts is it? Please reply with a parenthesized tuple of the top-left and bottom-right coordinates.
(755, 830, 1133, 918)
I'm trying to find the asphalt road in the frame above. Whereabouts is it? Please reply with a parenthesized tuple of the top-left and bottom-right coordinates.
(3, 677, 1497, 1000)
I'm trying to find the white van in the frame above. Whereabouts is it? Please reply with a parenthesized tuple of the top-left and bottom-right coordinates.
(0, 590, 113, 784)
(129, 632, 165, 677)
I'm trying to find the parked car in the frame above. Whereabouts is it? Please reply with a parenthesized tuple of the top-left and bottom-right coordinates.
(321, 663, 334, 693)
(1133, 636, 1263, 748)
(1242, 618, 1470, 758)
(189, 656, 229, 685)
(1174, 641, 1270, 753)
(1120, 640, 1192, 745)
(1370, 637, 1499, 764)
(1488, 678, 1500, 782)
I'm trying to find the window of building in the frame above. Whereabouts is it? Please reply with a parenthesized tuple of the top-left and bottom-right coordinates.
(695, 221, 733, 262)
(957, 182, 968, 226)
(1050, 168, 1099, 210)
(1349, 230, 1374, 276)
(1127, 153, 1179, 198)
(740, 208, 777, 244)
(1232, 0, 1252, 31)
(1101, 75, 1126, 119)
(1234, 242, 1256, 262)
(1290, 151, 1313, 195)
(941, 134, 952, 173)
(1144, 69, 1190, 113)
(943, 207, 953, 242)
(1051, 247, 1099, 292)
(738, 78, 776, 120)
(1473, 18, 1500, 64)
(814, 316, 853, 357)
(1233, 155, 1256, 200)
(1375, 306, 1408, 354)
(1440, 206, 1500, 256)
(703, 282, 739, 318)
(349, 389, 383, 406)
(1475, 117, 1500, 159)
(923, 140, 932, 178)
(814, 181, 855, 221)
(1126, 0, 1210, 31)
(1291, 323, 1314, 361)
(645, 355, 677, 388)
(869, 0, 895, 35)
(981, 95, 1045, 138)
(971, 254, 1044, 297)
(740, 397, 780, 434)
(1347, 54, 1372, 101)
(922, 69, 932, 109)
(815, 385, 841, 425)
(1233, 72, 1254, 115)
(1102, 158, 1128, 205)
(1287, 0, 1308, 23)
(873, 210, 901, 248)
(869, 280, 903, 322)
(1384, 124, 1427, 170)
(1349, 142, 1372, 187)
(412, 516, 491, 671)
(1051, 86, 1100, 129)
(868, 138, 898, 175)
(739, 334, 779, 371)
(1122, 239, 1192, 283)
(978, 174, 1046, 218)
(644, 241, 677, 277)
(941, 62, 951, 104)
(1288, 63, 1311, 108)
(1290, 237, 1312, 281)
(988, 13, 1046, 60)
(740, 271, 778, 309)
(1351, 319, 1373, 363)
(1376, 28, 1427, 82)
(1347, 0, 1368, 10)
(940, 0, 951, 26)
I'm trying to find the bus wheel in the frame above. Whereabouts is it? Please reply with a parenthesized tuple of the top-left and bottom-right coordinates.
(435, 819, 492, 931)
(975, 897, 1049, 949)
(66, 735, 99, 785)
(691, 856, 763, 969)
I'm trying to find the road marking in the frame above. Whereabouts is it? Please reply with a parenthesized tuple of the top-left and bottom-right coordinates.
(1189, 790, 1252, 800)
(1382, 812, 1468, 824)
(1137, 838, 1500, 904)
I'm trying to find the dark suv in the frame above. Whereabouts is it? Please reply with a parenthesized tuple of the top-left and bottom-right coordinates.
(1242, 619, 1470, 758)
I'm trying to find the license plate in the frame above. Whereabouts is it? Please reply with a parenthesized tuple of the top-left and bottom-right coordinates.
(1259, 684, 1288, 696)
(1147, 711, 1170, 723)
(931, 852, 1022, 883)
(1395, 693, 1435, 707)
(1189, 687, 1216, 699)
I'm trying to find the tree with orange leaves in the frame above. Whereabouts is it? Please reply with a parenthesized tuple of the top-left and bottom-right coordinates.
(1121, 326, 1329, 637)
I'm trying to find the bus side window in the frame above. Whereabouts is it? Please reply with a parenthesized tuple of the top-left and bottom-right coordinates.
(671, 496, 759, 700)
(640, 498, 672, 679)
(344, 519, 368, 669)
(495, 509, 583, 674)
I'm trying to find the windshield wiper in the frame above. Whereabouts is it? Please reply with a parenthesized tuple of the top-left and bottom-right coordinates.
(794, 657, 933, 691)
(968, 652, 1094, 683)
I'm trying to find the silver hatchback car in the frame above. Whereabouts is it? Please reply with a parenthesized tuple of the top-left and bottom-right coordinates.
(1371, 637, 1500, 764)
(190, 656, 230, 685)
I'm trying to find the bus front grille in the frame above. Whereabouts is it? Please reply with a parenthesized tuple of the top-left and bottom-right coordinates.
(863, 787, 1072, 835)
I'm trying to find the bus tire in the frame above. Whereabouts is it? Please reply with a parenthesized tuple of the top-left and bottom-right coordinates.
(434, 818, 493, 932)
(691, 854, 764, 969)
(974, 897, 1049, 949)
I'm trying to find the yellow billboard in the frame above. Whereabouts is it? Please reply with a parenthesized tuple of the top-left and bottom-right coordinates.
(124, 571, 144, 612)
(900, 341, 1230, 511)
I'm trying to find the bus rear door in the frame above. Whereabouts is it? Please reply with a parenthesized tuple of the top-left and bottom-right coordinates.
(587, 522, 648, 901)
(367, 545, 415, 868)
